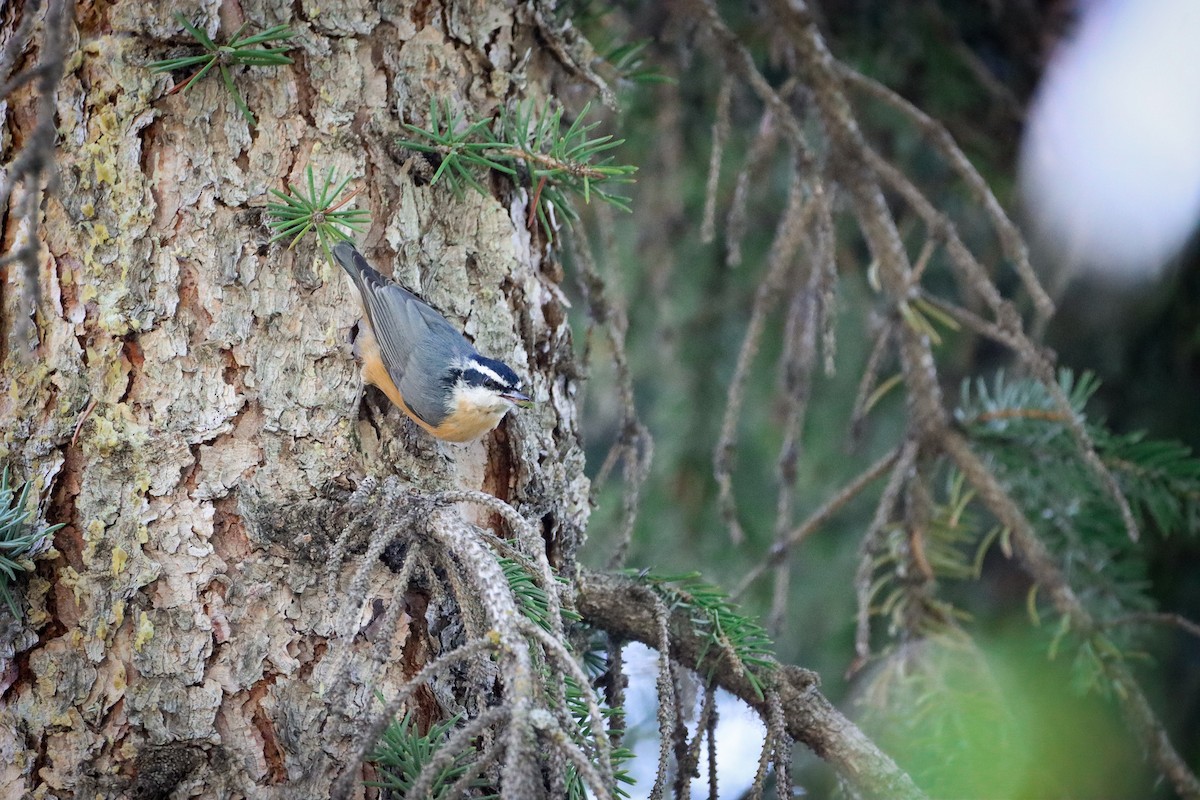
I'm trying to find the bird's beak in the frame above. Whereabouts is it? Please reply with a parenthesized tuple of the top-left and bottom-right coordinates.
(503, 390, 534, 408)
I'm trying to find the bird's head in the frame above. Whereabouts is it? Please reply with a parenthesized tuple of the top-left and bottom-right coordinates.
(448, 355, 533, 417)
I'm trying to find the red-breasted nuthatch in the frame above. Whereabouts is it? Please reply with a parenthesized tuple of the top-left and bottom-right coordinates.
(332, 242, 532, 442)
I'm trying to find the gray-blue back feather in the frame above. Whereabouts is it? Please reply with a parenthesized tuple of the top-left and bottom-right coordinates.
(332, 243, 475, 425)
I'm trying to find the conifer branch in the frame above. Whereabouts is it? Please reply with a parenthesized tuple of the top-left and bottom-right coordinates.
(0, 469, 64, 617)
(576, 570, 928, 800)
(148, 13, 294, 127)
(397, 99, 636, 239)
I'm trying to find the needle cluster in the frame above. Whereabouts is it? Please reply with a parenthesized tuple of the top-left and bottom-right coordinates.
(398, 99, 636, 239)
(149, 14, 294, 127)
(266, 165, 370, 263)
(0, 469, 63, 617)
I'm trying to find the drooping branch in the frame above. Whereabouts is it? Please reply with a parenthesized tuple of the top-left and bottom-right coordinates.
(665, 0, 1200, 795)
(939, 431, 1200, 800)
(576, 570, 928, 800)
(317, 483, 623, 800)
(834, 63, 1049, 320)
(734, 445, 900, 599)
(713, 167, 814, 546)
(769, 4, 1199, 793)
(570, 231, 653, 569)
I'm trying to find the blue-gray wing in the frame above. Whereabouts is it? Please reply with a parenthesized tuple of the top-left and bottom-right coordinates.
(332, 243, 473, 425)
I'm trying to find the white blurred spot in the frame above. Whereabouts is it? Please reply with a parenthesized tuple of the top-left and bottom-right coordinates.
(618, 642, 769, 799)
(1019, 0, 1200, 281)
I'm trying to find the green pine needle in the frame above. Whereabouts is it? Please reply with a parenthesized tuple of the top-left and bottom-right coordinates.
(149, 14, 294, 127)
(604, 38, 675, 85)
(266, 165, 370, 263)
(560, 2, 674, 86)
(501, 557, 581, 633)
(397, 99, 636, 241)
(561, 673, 637, 799)
(957, 368, 1200, 549)
(368, 712, 496, 798)
(626, 569, 776, 700)
(501, 557, 633, 797)
(865, 469, 982, 645)
(0, 468, 63, 618)
(955, 368, 1200, 691)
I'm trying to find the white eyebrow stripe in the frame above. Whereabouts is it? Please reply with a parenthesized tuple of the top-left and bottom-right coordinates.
(468, 359, 507, 385)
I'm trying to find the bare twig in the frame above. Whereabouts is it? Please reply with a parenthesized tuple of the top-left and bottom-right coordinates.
(534, 714, 613, 799)
(747, 699, 774, 800)
(330, 637, 501, 799)
(849, 322, 894, 443)
(429, 489, 569, 637)
(442, 738, 506, 799)
(706, 694, 719, 799)
(650, 602, 676, 800)
(853, 442, 917, 675)
(834, 63, 1052, 321)
(726, 102, 785, 268)
(322, 499, 422, 711)
(519, 618, 615, 787)
(577, 571, 928, 800)
(1104, 612, 1200, 644)
(677, 682, 718, 797)
(604, 636, 627, 750)
(768, 266, 824, 631)
(813, 183, 839, 375)
(529, 0, 617, 108)
(914, 290, 1023, 352)
(735, 446, 900, 599)
(670, 662, 696, 800)
(70, 398, 98, 446)
(701, 78, 733, 243)
(714, 165, 814, 545)
(687, 0, 815, 164)
(571, 231, 653, 569)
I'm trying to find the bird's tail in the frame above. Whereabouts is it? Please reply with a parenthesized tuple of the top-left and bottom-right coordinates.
(330, 241, 391, 301)
(331, 241, 371, 286)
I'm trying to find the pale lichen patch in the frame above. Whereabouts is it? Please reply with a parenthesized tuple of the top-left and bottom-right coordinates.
(133, 611, 154, 652)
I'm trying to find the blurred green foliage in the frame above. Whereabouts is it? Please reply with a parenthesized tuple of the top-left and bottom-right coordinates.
(561, 2, 1200, 797)
(857, 626, 1149, 799)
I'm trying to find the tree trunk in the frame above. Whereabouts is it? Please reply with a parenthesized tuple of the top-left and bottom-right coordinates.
(1, 1, 587, 796)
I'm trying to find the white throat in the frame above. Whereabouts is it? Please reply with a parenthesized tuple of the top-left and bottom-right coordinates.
(451, 382, 515, 417)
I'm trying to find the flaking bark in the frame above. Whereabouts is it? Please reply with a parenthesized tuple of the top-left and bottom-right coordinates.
(0, 1, 588, 796)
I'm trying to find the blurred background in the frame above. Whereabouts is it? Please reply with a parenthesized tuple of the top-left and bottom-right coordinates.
(562, 1, 1200, 796)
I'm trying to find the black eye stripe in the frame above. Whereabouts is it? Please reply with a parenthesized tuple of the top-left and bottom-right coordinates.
(469, 357, 521, 387)
(462, 368, 511, 391)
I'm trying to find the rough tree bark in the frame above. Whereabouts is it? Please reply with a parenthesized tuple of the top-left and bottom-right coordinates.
(1, 1, 589, 796)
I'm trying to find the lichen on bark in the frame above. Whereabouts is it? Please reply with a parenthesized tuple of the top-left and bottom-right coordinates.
(1, 1, 589, 795)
